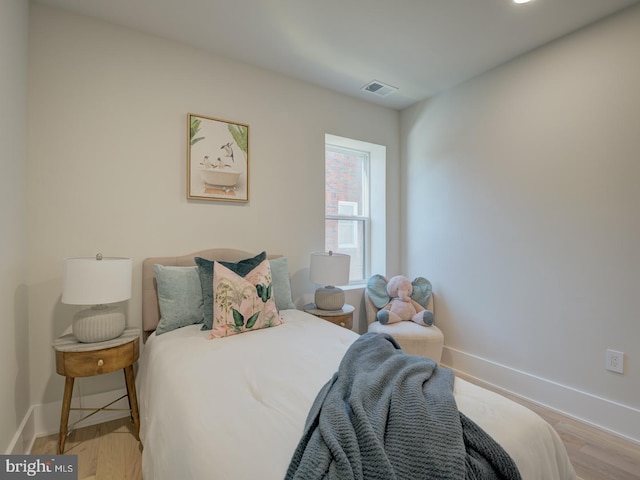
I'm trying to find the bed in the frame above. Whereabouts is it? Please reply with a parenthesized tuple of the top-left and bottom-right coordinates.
(137, 249, 577, 480)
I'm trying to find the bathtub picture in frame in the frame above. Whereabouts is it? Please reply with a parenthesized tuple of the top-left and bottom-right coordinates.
(187, 113, 249, 202)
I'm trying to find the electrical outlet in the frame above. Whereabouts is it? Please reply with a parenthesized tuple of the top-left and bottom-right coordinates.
(606, 349, 624, 374)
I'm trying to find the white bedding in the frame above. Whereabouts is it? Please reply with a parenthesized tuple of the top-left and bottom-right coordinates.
(137, 309, 576, 480)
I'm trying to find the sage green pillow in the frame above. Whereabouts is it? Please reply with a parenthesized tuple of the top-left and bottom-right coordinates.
(154, 265, 204, 335)
(269, 257, 296, 310)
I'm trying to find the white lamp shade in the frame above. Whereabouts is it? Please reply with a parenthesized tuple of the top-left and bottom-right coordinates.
(310, 252, 350, 287)
(62, 256, 132, 305)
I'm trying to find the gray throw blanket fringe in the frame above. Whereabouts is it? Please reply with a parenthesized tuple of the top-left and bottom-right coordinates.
(286, 332, 522, 480)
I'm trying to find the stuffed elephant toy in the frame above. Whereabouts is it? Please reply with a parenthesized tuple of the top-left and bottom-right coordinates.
(366, 274, 434, 326)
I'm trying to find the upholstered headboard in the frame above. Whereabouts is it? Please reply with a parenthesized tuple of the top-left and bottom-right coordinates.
(142, 249, 281, 335)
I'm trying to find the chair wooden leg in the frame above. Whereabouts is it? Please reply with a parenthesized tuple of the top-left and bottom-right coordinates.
(58, 376, 75, 454)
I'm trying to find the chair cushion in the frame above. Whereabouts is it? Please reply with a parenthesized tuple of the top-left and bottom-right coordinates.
(368, 321, 444, 361)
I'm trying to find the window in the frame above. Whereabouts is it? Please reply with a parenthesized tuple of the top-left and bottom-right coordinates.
(325, 135, 386, 283)
(338, 201, 358, 249)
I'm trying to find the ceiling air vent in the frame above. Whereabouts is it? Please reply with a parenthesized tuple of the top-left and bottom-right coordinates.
(361, 80, 398, 97)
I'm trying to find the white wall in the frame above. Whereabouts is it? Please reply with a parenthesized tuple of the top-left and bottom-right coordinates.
(0, 0, 30, 453)
(27, 5, 400, 408)
(401, 5, 640, 441)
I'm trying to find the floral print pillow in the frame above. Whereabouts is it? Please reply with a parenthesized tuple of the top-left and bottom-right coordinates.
(210, 258, 283, 338)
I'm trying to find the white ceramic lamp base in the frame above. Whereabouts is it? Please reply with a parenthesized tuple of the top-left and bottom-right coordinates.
(314, 286, 346, 311)
(73, 305, 126, 343)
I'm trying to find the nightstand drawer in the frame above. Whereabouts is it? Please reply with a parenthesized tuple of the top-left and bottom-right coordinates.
(322, 313, 353, 329)
(55, 338, 139, 377)
(303, 304, 355, 330)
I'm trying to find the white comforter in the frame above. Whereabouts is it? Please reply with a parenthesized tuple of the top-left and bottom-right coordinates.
(137, 309, 576, 480)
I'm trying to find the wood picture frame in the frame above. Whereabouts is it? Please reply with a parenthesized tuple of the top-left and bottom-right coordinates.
(187, 113, 249, 202)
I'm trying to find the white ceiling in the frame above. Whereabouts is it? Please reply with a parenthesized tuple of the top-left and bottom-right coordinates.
(33, 0, 639, 110)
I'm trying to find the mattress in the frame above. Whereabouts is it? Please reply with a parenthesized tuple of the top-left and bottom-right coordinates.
(137, 309, 576, 480)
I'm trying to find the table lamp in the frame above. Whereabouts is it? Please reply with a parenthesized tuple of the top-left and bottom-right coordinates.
(62, 253, 132, 343)
(309, 251, 350, 311)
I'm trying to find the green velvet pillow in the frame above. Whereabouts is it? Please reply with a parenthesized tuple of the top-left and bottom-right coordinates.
(195, 251, 267, 330)
(154, 265, 204, 335)
(269, 257, 296, 310)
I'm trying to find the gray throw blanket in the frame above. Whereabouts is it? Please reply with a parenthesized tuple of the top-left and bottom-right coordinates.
(286, 333, 522, 480)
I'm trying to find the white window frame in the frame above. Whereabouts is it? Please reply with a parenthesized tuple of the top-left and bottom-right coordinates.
(325, 134, 386, 284)
(337, 201, 359, 249)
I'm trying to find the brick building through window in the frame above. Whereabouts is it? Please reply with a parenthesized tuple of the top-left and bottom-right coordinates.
(325, 145, 368, 282)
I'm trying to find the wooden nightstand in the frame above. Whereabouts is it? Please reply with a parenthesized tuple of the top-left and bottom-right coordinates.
(304, 303, 355, 329)
(52, 328, 141, 454)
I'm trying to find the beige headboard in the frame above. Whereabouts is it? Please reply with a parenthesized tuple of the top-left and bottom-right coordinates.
(142, 248, 281, 335)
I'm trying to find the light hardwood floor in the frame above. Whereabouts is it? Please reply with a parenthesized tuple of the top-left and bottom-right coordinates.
(465, 377, 640, 480)
(31, 393, 639, 480)
(31, 417, 141, 480)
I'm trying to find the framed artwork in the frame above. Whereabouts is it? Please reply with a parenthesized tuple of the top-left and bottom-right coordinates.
(187, 113, 249, 202)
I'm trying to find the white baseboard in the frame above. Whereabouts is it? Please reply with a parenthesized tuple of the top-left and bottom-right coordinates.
(6, 388, 130, 454)
(6, 405, 36, 454)
(442, 346, 640, 445)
